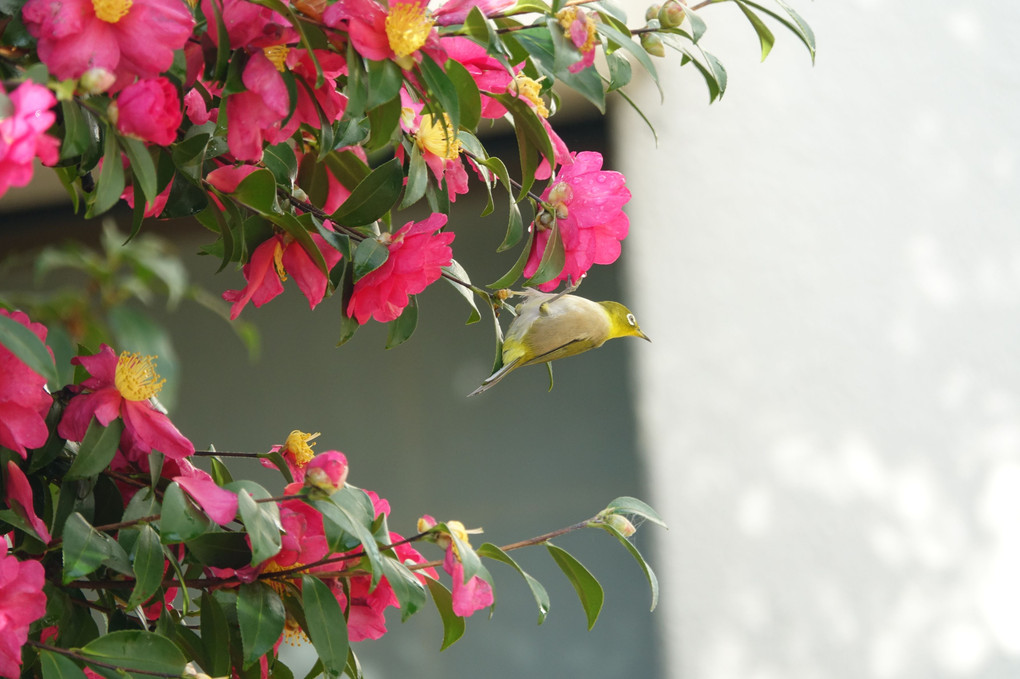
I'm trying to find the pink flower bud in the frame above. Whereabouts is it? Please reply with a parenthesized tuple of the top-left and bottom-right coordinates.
(111, 77, 182, 146)
(640, 32, 666, 58)
(658, 0, 686, 28)
(304, 451, 349, 495)
(80, 68, 116, 94)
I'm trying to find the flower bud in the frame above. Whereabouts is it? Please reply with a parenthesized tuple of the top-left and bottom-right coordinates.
(605, 514, 637, 537)
(303, 451, 348, 495)
(640, 32, 666, 58)
(80, 68, 116, 95)
(645, 3, 661, 21)
(658, 0, 686, 28)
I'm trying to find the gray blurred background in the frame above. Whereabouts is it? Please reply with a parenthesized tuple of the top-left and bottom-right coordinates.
(4, 0, 1020, 677)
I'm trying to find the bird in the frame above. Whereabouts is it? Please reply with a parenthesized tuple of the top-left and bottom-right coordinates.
(468, 287, 650, 396)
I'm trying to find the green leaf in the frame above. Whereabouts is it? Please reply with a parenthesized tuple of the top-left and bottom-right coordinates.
(522, 220, 564, 287)
(264, 142, 298, 187)
(40, 650, 87, 679)
(210, 456, 234, 486)
(425, 579, 466, 649)
(0, 311, 58, 383)
(365, 59, 403, 110)
(735, 0, 775, 61)
(237, 583, 286, 668)
(79, 631, 187, 678)
(446, 59, 482, 132)
(351, 237, 389, 281)
(160, 482, 212, 543)
(599, 523, 659, 611)
(86, 124, 126, 217)
(546, 543, 603, 629)
(186, 531, 253, 569)
(313, 489, 383, 586)
(200, 592, 232, 678)
(400, 144, 428, 209)
(377, 554, 427, 620)
(126, 525, 165, 609)
(62, 512, 132, 583)
(744, 0, 816, 62)
(487, 227, 535, 289)
(606, 51, 633, 92)
(442, 260, 481, 324)
(65, 417, 124, 480)
(385, 295, 418, 348)
(331, 157, 403, 226)
(233, 482, 283, 566)
(418, 54, 460, 132)
(605, 496, 667, 527)
(596, 22, 660, 93)
(478, 543, 550, 623)
(366, 96, 402, 151)
(120, 137, 158, 206)
(498, 199, 524, 252)
(300, 576, 349, 678)
(232, 168, 280, 215)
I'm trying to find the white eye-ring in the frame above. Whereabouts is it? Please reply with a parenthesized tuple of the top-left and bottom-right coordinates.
(626, 313, 637, 326)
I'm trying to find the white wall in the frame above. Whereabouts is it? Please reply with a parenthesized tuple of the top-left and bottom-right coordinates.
(615, 1, 1020, 677)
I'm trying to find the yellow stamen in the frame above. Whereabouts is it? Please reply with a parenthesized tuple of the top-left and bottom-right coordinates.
(272, 240, 287, 282)
(263, 45, 291, 73)
(415, 113, 461, 160)
(283, 616, 308, 646)
(114, 352, 166, 402)
(510, 74, 549, 118)
(385, 1, 435, 59)
(92, 0, 132, 23)
(555, 7, 597, 54)
(284, 430, 320, 467)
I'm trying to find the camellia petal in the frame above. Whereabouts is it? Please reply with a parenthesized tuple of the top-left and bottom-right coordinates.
(5, 461, 52, 543)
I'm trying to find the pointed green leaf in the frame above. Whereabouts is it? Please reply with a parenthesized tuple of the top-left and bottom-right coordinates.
(478, 543, 550, 624)
(200, 592, 232, 678)
(546, 543, 603, 629)
(0, 311, 58, 383)
(62, 512, 132, 583)
(418, 54, 460, 132)
(400, 144, 428, 209)
(232, 168, 280, 215)
(351, 237, 389, 282)
(120, 137, 158, 205)
(232, 482, 282, 566)
(735, 0, 775, 61)
(426, 578, 466, 649)
(522, 220, 564, 287)
(301, 576, 349, 678)
(377, 555, 427, 621)
(498, 199, 524, 252)
(445, 59, 482, 132)
(385, 295, 418, 348)
(40, 650, 87, 679)
(87, 124, 126, 217)
(66, 417, 124, 480)
(599, 524, 659, 611)
(80, 631, 186, 677)
(186, 531, 253, 569)
(331, 157, 402, 226)
(237, 583, 286, 668)
(605, 496, 667, 527)
(487, 227, 535, 289)
(160, 482, 212, 543)
(126, 525, 165, 608)
(744, 0, 816, 61)
(442, 261, 481, 324)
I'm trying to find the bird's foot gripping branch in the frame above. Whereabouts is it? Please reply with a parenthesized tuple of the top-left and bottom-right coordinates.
(1, 0, 812, 675)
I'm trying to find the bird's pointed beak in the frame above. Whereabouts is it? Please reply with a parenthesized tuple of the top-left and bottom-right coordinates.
(638, 330, 651, 342)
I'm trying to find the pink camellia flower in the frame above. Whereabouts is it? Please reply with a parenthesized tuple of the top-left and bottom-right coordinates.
(110, 77, 182, 146)
(399, 90, 469, 202)
(224, 48, 346, 162)
(432, 0, 514, 25)
(262, 429, 320, 484)
(417, 515, 492, 617)
(348, 213, 454, 324)
(0, 310, 54, 458)
(555, 6, 598, 73)
(323, 0, 441, 69)
(221, 228, 344, 319)
(523, 151, 631, 291)
(0, 543, 47, 678)
(440, 37, 515, 119)
(273, 482, 329, 567)
(21, 0, 194, 88)
(171, 458, 239, 526)
(0, 81, 60, 199)
(199, 0, 296, 49)
(57, 345, 194, 461)
(5, 461, 52, 544)
(304, 451, 348, 495)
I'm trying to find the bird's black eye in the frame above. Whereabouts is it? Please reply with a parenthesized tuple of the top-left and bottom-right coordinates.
(626, 313, 636, 326)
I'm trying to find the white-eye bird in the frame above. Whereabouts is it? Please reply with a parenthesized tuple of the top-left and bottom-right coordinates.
(468, 288, 650, 396)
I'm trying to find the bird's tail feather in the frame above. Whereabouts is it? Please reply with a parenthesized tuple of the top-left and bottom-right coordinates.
(467, 358, 521, 397)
